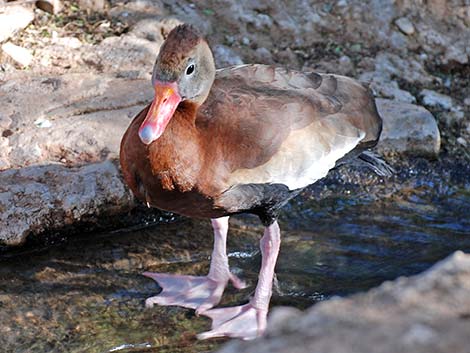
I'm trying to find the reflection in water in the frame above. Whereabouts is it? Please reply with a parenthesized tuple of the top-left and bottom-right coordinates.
(0, 187, 469, 352)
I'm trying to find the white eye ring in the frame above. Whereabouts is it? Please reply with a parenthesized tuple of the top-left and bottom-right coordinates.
(186, 64, 195, 76)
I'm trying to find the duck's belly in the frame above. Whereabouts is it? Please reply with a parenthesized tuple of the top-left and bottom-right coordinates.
(145, 186, 228, 219)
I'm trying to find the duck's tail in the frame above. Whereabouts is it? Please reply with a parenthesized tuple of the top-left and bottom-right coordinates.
(355, 150, 395, 177)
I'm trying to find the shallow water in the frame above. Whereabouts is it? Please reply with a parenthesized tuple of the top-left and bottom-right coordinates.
(1, 186, 469, 353)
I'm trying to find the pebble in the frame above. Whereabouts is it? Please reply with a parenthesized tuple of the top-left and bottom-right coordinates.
(419, 89, 454, 110)
(255, 47, 273, 63)
(2, 42, 33, 67)
(34, 118, 53, 129)
(444, 45, 468, 65)
(213, 44, 244, 67)
(456, 137, 467, 147)
(395, 17, 415, 35)
(52, 37, 83, 49)
(0, 5, 34, 42)
(338, 55, 354, 73)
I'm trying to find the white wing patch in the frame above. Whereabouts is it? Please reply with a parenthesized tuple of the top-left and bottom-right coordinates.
(227, 116, 365, 190)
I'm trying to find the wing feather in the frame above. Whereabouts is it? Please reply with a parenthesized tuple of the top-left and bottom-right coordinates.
(226, 115, 364, 190)
(199, 64, 381, 192)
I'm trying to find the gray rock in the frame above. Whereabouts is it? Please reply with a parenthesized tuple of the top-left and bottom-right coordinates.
(130, 18, 180, 43)
(360, 72, 416, 104)
(0, 72, 153, 245)
(0, 161, 134, 246)
(388, 30, 409, 51)
(1, 42, 33, 67)
(51, 36, 83, 49)
(443, 42, 469, 65)
(456, 137, 467, 147)
(213, 44, 244, 67)
(420, 89, 454, 110)
(373, 52, 436, 85)
(375, 99, 441, 157)
(0, 5, 34, 43)
(239, 12, 273, 31)
(254, 47, 273, 64)
(419, 89, 464, 123)
(109, 0, 165, 24)
(395, 17, 415, 35)
(81, 35, 160, 73)
(217, 251, 470, 353)
(78, 0, 107, 12)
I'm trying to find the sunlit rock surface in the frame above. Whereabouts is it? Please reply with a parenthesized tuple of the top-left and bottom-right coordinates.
(0, 5, 34, 43)
(0, 73, 152, 245)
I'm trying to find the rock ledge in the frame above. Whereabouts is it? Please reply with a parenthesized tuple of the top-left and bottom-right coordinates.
(217, 251, 470, 353)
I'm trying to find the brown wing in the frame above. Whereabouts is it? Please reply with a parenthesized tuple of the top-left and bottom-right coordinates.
(196, 64, 381, 191)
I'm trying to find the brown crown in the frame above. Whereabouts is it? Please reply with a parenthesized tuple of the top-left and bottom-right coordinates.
(158, 24, 203, 70)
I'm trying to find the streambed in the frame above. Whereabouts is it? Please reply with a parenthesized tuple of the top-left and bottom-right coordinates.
(1, 184, 469, 353)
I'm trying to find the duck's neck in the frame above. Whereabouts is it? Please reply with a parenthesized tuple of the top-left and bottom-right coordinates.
(148, 101, 202, 192)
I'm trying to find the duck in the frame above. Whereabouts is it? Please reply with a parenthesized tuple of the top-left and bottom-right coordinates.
(120, 24, 387, 340)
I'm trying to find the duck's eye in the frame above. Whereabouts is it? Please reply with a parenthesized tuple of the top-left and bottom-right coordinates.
(186, 64, 195, 76)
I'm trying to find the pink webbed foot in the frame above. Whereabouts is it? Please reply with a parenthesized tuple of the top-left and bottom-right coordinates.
(143, 272, 246, 314)
(197, 303, 267, 340)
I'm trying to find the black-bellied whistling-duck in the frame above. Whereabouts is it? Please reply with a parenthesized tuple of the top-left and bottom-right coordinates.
(120, 24, 387, 340)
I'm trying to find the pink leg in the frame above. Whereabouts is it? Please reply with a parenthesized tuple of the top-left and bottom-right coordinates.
(144, 217, 246, 313)
(198, 221, 281, 340)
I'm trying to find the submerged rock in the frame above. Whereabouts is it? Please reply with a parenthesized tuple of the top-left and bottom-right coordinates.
(217, 251, 470, 353)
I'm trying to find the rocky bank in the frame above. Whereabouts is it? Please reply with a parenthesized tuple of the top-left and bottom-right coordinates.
(217, 251, 470, 353)
(1, 0, 469, 246)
